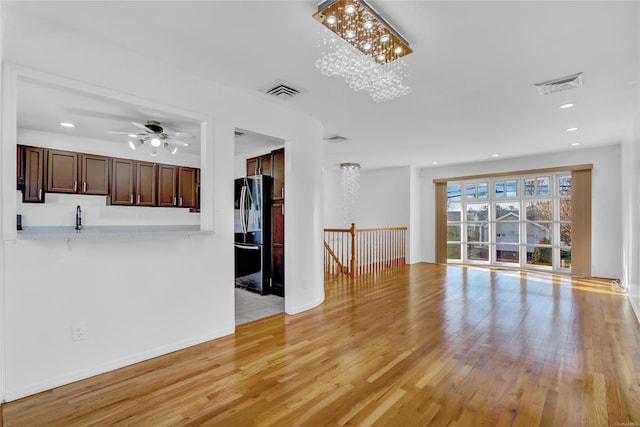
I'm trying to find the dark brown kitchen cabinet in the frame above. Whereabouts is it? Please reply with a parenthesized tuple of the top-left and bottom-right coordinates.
(246, 153, 271, 176)
(47, 149, 108, 195)
(23, 146, 45, 203)
(136, 162, 157, 206)
(158, 164, 197, 208)
(47, 149, 78, 193)
(111, 159, 157, 206)
(80, 154, 109, 195)
(110, 158, 134, 205)
(157, 164, 178, 207)
(272, 201, 285, 296)
(272, 148, 285, 201)
(178, 167, 197, 208)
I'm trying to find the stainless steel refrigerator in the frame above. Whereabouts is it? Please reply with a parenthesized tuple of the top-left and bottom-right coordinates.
(234, 175, 272, 294)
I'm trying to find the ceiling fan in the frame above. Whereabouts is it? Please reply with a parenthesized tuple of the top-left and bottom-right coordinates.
(107, 120, 191, 156)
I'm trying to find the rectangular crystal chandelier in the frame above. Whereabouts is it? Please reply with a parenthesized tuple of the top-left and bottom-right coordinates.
(312, 0, 413, 102)
(313, 0, 413, 64)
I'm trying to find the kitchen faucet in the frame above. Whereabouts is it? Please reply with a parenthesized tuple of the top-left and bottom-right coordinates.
(75, 205, 83, 231)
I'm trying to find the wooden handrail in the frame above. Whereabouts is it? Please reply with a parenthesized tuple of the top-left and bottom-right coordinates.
(324, 223, 407, 277)
(324, 241, 347, 275)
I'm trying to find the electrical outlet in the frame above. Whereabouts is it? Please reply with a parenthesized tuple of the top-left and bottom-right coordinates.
(71, 323, 86, 342)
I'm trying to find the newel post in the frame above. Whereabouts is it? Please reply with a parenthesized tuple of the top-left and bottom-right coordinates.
(350, 223, 357, 277)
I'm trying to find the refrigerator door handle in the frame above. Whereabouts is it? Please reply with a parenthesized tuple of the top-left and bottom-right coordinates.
(234, 244, 260, 250)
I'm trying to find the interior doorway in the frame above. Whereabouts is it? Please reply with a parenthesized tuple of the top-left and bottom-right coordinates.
(234, 128, 285, 325)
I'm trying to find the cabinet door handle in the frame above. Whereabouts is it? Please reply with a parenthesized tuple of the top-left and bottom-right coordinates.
(82, 182, 87, 193)
(73, 181, 77, 192)
(137, 194, 141, 205)
(173, 196, 177, 206)
(281, 204, 284, 216)
(179, 197, 183, 206)
(281, 188, 284, 199)
(38, 189, 43, 201)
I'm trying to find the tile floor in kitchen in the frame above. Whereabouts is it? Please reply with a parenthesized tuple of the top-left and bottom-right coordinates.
(235, 287, 285, 325)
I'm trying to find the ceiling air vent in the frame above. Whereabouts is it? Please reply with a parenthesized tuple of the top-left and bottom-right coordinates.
(326, 135, 348, 143)
(535, 72, 583, 96)
(263, 82, 301, 100)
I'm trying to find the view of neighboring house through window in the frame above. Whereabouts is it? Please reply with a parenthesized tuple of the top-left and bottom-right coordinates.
(446, 173, 572, 271)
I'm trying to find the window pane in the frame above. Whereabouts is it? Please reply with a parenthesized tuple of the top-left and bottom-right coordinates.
(506, 180, 517, 197)
(448, 184, 462, 201)
(478, 183, 488, 199)
(447, 244, 461, 260)
(526, 200, 552, 221)
(447, 202, 461, 221)
(466, 203, 489, 221)
(466, 184, 476, 199)
(496, 202, 520, 220)
(495, 181, 504, 198)
(560, 223, 571, 246)
(467, 244, 489, 261)
(524, 179, 535, 196)
(526, 222, 552, 245)
(447, 224, 461, 241)
(537, 177, 549, 195)
(496, 246, 519, 263)
(561, 248, 571, 268)
(527, 246, 552, 266)
(496, 223, 519, 243)
(558, 176, 571, 196)
(560, 198, 571, 221)
(467, 224, 488, 242)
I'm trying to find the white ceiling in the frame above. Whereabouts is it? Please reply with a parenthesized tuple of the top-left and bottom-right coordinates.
(6, 1, 640, 170)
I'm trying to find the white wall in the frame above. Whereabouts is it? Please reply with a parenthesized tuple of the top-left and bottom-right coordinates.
(324, 166, 411, 229)
(420, 145, 622, 279)
(621, 116, 640, 321)
(324, 166, 412, 261)
(1, 7, 324, 401)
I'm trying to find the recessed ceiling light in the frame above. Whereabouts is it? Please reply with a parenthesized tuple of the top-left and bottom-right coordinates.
(566, 127, 578, 132)
(571, 142, 581, 146)
(492, 154, 501, 157)
(432, 161, 439, 165)
(60, 122, 76, 128)
(560, 102, 575, 109)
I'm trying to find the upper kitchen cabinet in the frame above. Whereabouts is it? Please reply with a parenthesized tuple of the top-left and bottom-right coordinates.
(272, 148, 284, 201)
(47, 149, 109, 195)
(136, 162, 157, 207)
(157, 164, 198, 208)
(178, 167, 197, 208)
(111, 159, 157, 206)
(246, 153, 271, 177)
(23, 146, 45, 203)
(158, 164, 178, 207)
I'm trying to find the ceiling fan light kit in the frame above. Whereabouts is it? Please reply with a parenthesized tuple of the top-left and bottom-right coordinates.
(109, 120, 190, 156)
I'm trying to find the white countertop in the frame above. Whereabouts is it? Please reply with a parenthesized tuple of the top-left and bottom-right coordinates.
(16, 225, 211, 240)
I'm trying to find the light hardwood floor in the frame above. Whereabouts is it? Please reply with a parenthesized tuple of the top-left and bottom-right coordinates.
(3, 263, 640, 426)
